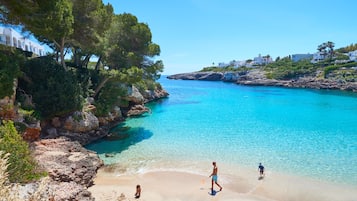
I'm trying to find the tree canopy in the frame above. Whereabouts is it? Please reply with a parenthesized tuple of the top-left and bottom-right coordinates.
(0, 0, 165, 119)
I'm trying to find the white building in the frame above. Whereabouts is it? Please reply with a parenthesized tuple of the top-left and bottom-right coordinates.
(311, 52, 326, 63)
(253, 54, 273, 65)
(348, 50, 357, 61)
(0, 26, 45, 56)
(291, 54, 313, 62)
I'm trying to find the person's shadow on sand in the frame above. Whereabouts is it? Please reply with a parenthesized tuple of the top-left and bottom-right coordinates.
(209, 189, 221, 196)
(258, 176, 264, 180)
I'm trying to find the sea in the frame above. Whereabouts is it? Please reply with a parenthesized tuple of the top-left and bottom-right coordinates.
(86, 76, 357, 186)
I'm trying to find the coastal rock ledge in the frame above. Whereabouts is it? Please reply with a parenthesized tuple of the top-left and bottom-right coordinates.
(167, 70, 357, 92)
(21, 137, 104, 201)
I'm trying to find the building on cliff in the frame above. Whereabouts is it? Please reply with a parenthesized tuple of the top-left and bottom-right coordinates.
(0, 26, 45, 56)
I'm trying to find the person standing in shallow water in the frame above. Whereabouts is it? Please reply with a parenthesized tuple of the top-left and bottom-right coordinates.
(209, 161, 223, 192)
(258, 163, 265, 178)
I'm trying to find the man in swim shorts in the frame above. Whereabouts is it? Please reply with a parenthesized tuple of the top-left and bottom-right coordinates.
(209, 161, 223, 191)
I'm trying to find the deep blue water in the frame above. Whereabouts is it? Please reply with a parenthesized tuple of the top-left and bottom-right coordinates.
(86, 77, 357, 185)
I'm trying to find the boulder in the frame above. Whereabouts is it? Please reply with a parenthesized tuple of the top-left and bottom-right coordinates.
(63, 111, 99, 133)
(125, 104, 150, 117)
(97, 106, 123, 125)
(141, 89, 169, 102)
(126, 85, 145, 104)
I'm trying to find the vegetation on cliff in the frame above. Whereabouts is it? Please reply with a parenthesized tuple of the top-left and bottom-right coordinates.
(0, 0, 164, 120)
(0, 0, 166, 192)
(0, 121, 45, 183)
(199, 42, 357, 82)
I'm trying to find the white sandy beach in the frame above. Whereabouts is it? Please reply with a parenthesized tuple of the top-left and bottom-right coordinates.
(88, 166, 357, 201)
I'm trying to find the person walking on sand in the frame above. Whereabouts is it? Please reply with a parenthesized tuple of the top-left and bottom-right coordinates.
(209, 161, 223, 192)
(258, 163, 265, 177)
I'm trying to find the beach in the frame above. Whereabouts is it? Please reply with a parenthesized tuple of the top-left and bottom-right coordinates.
(87, 79, 357, 201)
(88, 165, 357, 201)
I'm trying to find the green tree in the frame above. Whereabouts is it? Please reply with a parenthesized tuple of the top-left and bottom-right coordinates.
(93, 13, 163, 97)
(0, 0, 74, 69)
(104, 13, 161, 70)
(70, 0, 113, 68)
(317, 43, 327, 59)
(326, 41, 335, 60)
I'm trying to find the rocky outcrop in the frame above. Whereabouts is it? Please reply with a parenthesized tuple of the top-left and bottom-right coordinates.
(8, 81, 169, 200)
(125, 104, 150, 117)
(17, 177, 95, 201)
(237, 70, 357, 91)
(63, 111, 99, 133)
(122, 87, 169, 117)
(97, 106, 123, 126)
(29, 138, 103, 200)
(168, 70, 357, 92)
(32, 138, 103, 187)
(142, 88, 169, 102)
(126, 85, 145, 104)
(167, 71, 246, 82)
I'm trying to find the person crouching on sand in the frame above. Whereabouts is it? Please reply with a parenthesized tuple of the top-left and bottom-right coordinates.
(209, 161, 223, 192)
(135, 184, 141, 199)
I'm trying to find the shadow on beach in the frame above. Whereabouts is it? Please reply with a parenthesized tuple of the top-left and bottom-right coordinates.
(209, 189, 221, 196)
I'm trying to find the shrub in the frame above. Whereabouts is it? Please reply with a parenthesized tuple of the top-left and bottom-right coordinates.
(0, 45, 24, 99)
(94, 81, 128, 116)
(323, 65, 340, 77)
(0, 151, 21, 201)
(0, 121, 45, 183)
(18, 56, 83, 119)
(264, 59, 318, 80)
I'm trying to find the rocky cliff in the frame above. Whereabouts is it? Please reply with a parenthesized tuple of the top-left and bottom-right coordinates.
(10, 86, 169, 200)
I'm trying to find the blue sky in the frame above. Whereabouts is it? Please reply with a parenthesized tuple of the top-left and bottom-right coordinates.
(106, 0, 356, 75)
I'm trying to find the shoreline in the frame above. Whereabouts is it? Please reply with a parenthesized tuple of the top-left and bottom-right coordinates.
(88, 165, 357, 201)
(166, 70, 357, 92)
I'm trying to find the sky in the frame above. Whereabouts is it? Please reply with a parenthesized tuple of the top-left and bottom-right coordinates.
(106, 0, 356, 75)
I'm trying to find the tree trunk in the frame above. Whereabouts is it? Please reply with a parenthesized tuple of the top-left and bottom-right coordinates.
(60, 37, 67, 70)
(82, 54, 91, 68)
(93, 77, 110, 98)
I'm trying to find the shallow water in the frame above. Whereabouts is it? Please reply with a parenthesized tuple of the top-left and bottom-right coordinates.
(86, 77, 357, 186)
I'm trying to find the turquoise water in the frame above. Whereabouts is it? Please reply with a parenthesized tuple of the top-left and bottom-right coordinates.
(86, 77, 357, 186)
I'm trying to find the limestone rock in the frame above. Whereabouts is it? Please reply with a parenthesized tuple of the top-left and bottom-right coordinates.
(17, 178, 94, 201)
(141, 88, 169, 102)
(98, 106, 123, 125)
(32, 138, 103, 187)
(64, 111, 99, 133)
(126, 85, 145, 104)
(126, 104, 150, 117)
